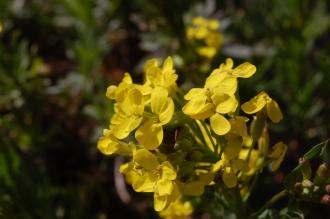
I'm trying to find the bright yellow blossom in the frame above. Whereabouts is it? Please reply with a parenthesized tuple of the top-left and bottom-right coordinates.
(135, 86, 174, 150)
(241, 91, 283, 123)
(159, 198, 193, 219)
(144, 57, 178, 92)
(97, 129, 133, 156)
(183, 58, 256, 136)
(186, 16, 223, 58)
(121, 149, 179, 211)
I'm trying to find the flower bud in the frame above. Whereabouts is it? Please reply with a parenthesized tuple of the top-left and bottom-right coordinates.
(302, 179, 313, 188)
(294, 182, 302, 193)
(258, 128, 269, 156)
(250, 112, 266, 141)
(313, 163, 330, 185)
(325, 185, 330, 194)
(299, 157, 311, 180)
(320, 194, 330, 205)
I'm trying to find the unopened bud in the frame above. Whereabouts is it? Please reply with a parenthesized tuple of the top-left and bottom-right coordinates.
(314, 163, 330, 185)
(302, 179, 313, 188)
(250, 113, 266, 141)
(294, 182, 302, 193)
(325, 185, 330, 194)
(299, 157, 311, 180)
(320, 194, 330, 205)
(258, 128, 269, 156)
(313, 186, 320, 193)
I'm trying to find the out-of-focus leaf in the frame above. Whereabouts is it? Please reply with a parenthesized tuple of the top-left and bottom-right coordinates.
(284, 140, 329, 189)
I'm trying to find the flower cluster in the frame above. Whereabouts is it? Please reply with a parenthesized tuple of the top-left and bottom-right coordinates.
(186, 16, 223, 58)
(98, 56, 288, 218)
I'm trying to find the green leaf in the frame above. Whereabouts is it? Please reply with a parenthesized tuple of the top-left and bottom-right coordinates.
(303, 140, 328, 160)
(284, 140, 329, 189)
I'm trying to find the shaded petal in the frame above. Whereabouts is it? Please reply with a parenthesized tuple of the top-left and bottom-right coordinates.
(184, 88, 206, 100)
(161, 161, 177, 180)
(214, 94, 238, 114)
(266, 99, 283, 123)
(222, 167, 237, 188)
(210, 114, 231, 135)
(151, 87, 168, 114)
(154, 193, 169, 212)
(205, 69, 226, 89)
(156, 179, 173, 196)
(241, 92, 268, 114)
(133, 173, 155, 192)
(232, 62, 256, 78)
(134, 149, 159, 170)
(269, 142, 287, 171)
(135, 120, 163, 150)
(159, 98, 174, 125)
(224, 137, 242, 160)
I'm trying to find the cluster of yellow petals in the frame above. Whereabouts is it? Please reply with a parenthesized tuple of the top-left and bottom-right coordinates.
(186, 16, 223, 58)
(98, 56, 288, 217)
(183, 58, 256, 135)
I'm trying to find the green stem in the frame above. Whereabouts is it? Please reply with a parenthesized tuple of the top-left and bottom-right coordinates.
(200, 120, 217, 151)
(248, 190, 289, 219)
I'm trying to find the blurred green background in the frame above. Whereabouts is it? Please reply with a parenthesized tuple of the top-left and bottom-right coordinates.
(0, 0, 330, 218)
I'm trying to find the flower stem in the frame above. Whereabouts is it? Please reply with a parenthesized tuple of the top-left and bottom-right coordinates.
(248, 190, 289, 219)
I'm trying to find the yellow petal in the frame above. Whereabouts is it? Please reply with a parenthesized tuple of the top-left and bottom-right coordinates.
(219, 58, 234, 71)
(224, 137, 242, 160)
(134, 149, 159, 170)
(112, 116, 143, 139)
(213, 94, 238, 114)
(144, 58, 158, 72)
(210, 113, 231, 135)
(212, 77, 237, 95)
(156, 179, 174, 196)
(183, 181, 205, 196)
(122, 72, 133, 84)
(269, 142, 287, 171)
(132, 173, 155, 192)
(161, 161, 177, 180)
(266, 99, 283, 123)
(232, 62, 256, 78)
(135, 121, 163, 150)
(106, 85, 117, 99)
(197, 46, 217, 58)
(205, 69, 226, 89)
(184, 88, 206, 100)
(97, 136, 131, 156)
(208, 19, 220, 30)
(151, 86, 168, 114)
(154, 193, 170, 212)
(163, 56, 173, 72)
(212, 159, 225, 172)
(192, 16, 207, 26)
(222, 167, 237, 188)
(159, 98, 174, 125)
(241, 92, 268, 114)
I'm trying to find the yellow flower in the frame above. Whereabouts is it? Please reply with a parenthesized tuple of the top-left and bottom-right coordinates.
(159, 198, 193, 219)
(110, 86, 145, 139)
(186, 16, 223, 58)
(183, 59, 255, 136)
(144, 57, 178, 91)
(122, 149, 179, 211)
(181, 172, 214, 196)
(97, 129, 133, 156)
(268, 142, 288, 171)
(239, 149, 262, 176)
(241, 91, 283, 123)
(212, 158, 248, 188)
(135, 86, 174, 150)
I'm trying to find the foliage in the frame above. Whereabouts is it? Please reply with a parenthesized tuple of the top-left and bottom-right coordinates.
(0, 0, 330, 218)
